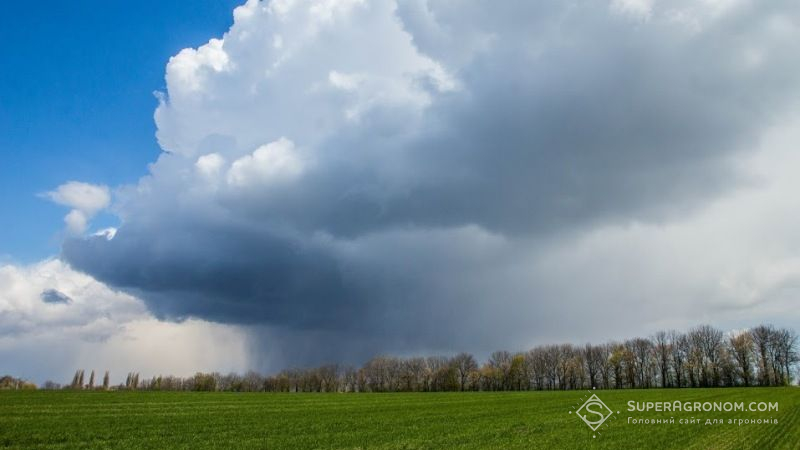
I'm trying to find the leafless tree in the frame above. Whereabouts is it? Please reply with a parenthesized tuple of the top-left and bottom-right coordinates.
(402, 358, 428, 392)
(583, 344, 604, 389)
(627, 338, 653, 388)
(751, 324, 774, 386)
(451, 353, 478, 391)
(669, 331, 688, 388)
(772, 327, 798, 385)
(653, 331, 671, 387)
(596, 344, 613, 389)
(729, 331, 755, 386)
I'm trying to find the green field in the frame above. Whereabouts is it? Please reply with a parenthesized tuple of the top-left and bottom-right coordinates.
(2, 388, 798, 449)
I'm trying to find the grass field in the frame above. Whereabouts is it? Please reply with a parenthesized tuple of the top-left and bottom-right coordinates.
(1, 388, 798, 449)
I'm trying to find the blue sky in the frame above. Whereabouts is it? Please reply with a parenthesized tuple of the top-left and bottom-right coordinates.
(0, 0, 242, 262)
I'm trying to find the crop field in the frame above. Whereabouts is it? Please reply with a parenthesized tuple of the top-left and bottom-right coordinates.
(1, 388, 798, 449)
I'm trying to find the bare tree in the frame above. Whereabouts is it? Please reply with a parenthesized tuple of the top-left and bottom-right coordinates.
(341, 366, 358, 392)
(451, 353, 478, 391)
(487, 351, 512, 390)
(242, 371, 263, 392)
(583, 344, 601, 389)
(608, 343, 626, 389)
(525, 349, 546, 390)
(596, 344, 612, 389)
(751, 325, 775, 386)
(402, 358, 428, 392)
(627, 338, 653, 388)
(509, 353, 527, 390)
(773, 328, 798, 385)
(543, 345, 560, 390)
(729, 331, 755, 386)
(317, 365, 339, 392)
(688, 325, 723, 387)
(653, 331, 671, 387)
(669, 331, 688, 388)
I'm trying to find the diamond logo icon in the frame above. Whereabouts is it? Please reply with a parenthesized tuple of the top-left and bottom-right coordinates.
(575, 393, 613, 431)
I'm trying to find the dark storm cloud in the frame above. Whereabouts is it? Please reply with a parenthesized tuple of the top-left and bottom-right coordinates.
(61, 0, 800, 366)
(63, 223, 358, 328)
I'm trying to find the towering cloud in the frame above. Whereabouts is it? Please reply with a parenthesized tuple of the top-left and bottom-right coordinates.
(58, 0, 800, 369)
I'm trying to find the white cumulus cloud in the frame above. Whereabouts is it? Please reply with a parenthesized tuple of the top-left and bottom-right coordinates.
(227, 137, 306, 187)
(0, 259, 249, 384)
(43, 181, 111, 234)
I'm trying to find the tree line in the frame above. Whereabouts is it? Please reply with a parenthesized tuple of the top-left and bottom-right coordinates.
(0, 375, 37, 390)
(43, 323, 799, 392)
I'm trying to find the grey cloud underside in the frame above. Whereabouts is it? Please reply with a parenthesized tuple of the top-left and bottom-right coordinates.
(40, 289, 72, 305)
(62, 0, 800, 366)
(64, 224, 356, 328)
(63, 225, 510, 341)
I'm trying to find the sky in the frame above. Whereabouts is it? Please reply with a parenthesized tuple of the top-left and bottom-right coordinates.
(2, 0, 800, 384)
(0, 0, 243, 261)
